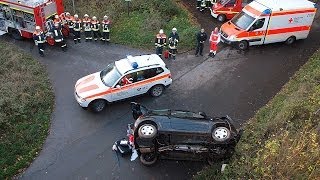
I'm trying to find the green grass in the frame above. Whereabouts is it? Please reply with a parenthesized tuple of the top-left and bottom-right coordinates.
(0, 41, 54, 179)
(195, 49, 320, 179)
(64, 0, 199, 50)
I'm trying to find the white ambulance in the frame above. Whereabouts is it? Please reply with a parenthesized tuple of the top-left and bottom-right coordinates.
(74, 54, 172, 112)
(220, 0, 318, 50)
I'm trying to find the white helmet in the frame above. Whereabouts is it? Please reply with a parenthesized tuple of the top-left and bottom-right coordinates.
(92, 16, 97, 20)
(35, 26, 41, 30)
(54, 15, 59, 19)
(74, 14, 79, 18)
(103, 15, 108, 20)
(159, 29, 164, 34)
(84, 14, 89, 17)
(66, 12, 70, 16)
(172, 27, 177, 32)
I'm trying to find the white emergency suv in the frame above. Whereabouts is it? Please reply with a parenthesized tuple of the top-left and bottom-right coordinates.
(220, 0, 317, 50)
(74, 54, 172, 112)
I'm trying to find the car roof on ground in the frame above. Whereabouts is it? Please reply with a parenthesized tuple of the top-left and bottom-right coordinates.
(115, 54, 166, 75)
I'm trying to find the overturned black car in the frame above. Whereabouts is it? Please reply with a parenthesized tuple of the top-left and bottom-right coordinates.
(131, 102, 242, 166)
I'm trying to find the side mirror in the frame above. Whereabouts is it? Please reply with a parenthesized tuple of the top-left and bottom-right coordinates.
(116, 85, 121, 88)
(248, 26, 254, 31)
(198, 112, 207, 118)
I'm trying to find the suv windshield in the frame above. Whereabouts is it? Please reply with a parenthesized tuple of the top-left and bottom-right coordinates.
(231, 11, 255, 30)
(100, 63, 121, 87)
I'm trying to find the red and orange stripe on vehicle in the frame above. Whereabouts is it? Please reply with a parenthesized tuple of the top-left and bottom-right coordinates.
(84, 73, 171, 100)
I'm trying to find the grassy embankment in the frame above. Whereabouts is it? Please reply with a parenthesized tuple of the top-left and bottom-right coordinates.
(0, 41, 54, 179)
(196, 49, 320, 179)
(64, 0, 198, 50)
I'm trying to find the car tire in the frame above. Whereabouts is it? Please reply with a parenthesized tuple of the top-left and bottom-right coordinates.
(237, 40, 248, 50)
(285, 36, 296, 45)
(138, 123, 157, 139)
(217, 14, 226, 22)
(140, 152, 158, 166)
(212, 126, 231, 142)
(149, 85, 164, 97)
(89, 99, 106, 113)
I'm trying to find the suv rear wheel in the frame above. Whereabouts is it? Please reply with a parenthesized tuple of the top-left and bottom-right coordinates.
(212, 126, 231, 142)
(150, 85, 164, 97)
(140, 152, 158, 166)
(138, 123, 157, 139)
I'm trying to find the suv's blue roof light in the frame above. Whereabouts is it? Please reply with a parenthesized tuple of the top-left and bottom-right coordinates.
(132, 62, 138, 69)
(262, 9, 271, 15)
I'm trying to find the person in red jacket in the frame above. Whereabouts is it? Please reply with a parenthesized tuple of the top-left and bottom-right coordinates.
(209, 27, 220, 58)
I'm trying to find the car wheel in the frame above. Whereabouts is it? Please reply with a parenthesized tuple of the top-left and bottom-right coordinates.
(138, 123, 157, 139)
(140, 153, 158, 166)
(150, 85, 164, 97)
(237, 40, 248, 50)
(217, 14, 226, 22)
(212, 126, 231, 142)
(285, 36, 296, 45)
(89, 99, 106, 113)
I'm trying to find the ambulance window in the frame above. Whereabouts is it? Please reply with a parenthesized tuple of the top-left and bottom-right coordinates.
(250, 18, 265, 31)
(231, 11, 255, 30)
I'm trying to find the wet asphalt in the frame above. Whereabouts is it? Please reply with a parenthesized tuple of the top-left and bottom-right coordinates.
(2, 5, 319, 180)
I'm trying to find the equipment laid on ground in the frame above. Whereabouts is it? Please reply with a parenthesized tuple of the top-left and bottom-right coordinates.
(210, 0, 253, 22)
(0, 0, 67, 45)
(220, 0, 318, 50)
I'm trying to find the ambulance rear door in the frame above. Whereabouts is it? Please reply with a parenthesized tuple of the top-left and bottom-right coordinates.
(247, 12, 270, 46)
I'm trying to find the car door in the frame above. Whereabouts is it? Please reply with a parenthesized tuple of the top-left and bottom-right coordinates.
(111, 70, 149, 100)
(247, 16, 270, 45)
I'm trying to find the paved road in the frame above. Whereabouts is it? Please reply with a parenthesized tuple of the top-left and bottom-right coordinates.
(4, 5, 319, 180)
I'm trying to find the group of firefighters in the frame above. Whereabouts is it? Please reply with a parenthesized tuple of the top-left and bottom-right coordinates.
(154, 28, 180, 60)
(33, 11, 220, 59)
(32, 12, 111, 57)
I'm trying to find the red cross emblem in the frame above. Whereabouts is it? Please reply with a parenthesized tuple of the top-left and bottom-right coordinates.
(289, 18, 293, 23)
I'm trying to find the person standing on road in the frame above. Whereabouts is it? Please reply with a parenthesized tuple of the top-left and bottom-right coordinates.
(196, 0, 202, 10)
(65, 12, 74, 37)
(209, 27, 221, 57)
(73, 14, 82, 44)
(195, 28, 207, 56)
(53, 14, 62, 27)
(168, 27, 179, 60)
(206, 0, 212, 9)
(33, 26, 46, 57)
(91, 16, 100, 41)
(155, 29, 167, 58)
(51, 23, 67, 52)
(83, 14, 92, 42)
(101, 15, 111, 44)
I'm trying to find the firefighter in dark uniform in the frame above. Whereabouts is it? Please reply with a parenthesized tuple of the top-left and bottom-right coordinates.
(155, 29, 166, 58)
(101, 15, 111, 43)
(195, 28, 207, 56)
(51, 23, 67, 51)
(168, 27, 179, 60)
(33, 26, 46, 57)
(83, 14, 92, 41)
(91, 16, 100, 41)
(206, 0, 212, 9)
(73, 14, 81, 43)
